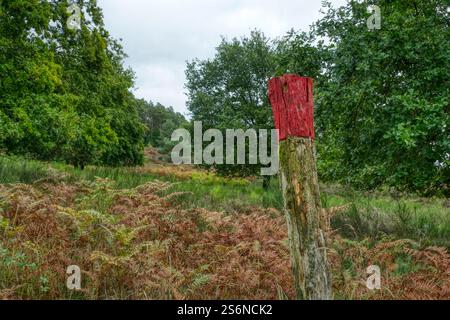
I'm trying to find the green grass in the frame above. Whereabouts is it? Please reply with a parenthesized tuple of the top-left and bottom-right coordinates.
(323, 187, 450, 248)
(0, 156, 50, 184)
(1, 155, 448, 248)
(0, 155, 284, 212)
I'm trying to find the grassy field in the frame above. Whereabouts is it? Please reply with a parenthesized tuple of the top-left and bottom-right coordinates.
(0, 154, 449, 300)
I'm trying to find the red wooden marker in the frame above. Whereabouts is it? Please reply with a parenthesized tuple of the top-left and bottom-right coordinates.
(268, 74, 315, 141)
(268, 75, 332, 300)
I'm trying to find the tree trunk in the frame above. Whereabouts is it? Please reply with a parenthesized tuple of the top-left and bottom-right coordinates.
(263, 175, 271, 191)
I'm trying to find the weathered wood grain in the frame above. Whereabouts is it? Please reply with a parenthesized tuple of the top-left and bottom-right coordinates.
(268, 75, 332, 300)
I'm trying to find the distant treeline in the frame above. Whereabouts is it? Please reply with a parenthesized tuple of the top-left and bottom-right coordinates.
(136, 99, 188, 153)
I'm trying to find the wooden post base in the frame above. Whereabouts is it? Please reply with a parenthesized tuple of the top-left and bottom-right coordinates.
(279, 137, 332, 300)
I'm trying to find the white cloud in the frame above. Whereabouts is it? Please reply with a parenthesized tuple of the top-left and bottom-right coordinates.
(97, 0, 347, 115)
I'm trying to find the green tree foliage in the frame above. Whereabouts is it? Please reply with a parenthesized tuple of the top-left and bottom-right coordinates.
(313, 0, 449, 195)
(136, 99, 188, 153)
(185, 2, 449, 195)
(0, 0, 145, 168)
(186, 31, 277, 178)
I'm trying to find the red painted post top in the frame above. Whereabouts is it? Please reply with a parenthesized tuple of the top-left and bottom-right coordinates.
(268, 74, 315, 141)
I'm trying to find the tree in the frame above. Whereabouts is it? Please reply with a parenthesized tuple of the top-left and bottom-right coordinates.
(136, 99, 188, 154)
(0, 0, 145, 168)
(184, 1, 448, 195)
(185, 31, 277, 184)
(311, 0, 449, 195)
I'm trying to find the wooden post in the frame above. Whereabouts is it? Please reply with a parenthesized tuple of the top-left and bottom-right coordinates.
(268, 74, 332, 300)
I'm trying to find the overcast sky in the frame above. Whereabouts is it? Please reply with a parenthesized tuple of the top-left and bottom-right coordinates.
(97, 0, 347, 116)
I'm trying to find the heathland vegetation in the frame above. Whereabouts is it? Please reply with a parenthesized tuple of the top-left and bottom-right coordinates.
(0, 154, 449, 299)
(0, 0, 449, 300)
